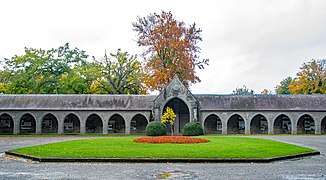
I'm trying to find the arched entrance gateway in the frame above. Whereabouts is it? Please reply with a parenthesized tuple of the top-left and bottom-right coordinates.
(86, 114, 103, 133)
(163, 98, 190, 134)
(153, 76, 199, 135)
(297, 114, 315, 134)
(250, 114, 268, 134)
(42, 113, 58, 133)
(20, 113, 36, 134)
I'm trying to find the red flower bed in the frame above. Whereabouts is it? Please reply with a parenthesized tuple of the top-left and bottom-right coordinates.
(133, 136, 210, 144)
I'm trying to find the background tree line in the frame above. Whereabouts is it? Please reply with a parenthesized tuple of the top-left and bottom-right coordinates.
(0, 11, 325, 95)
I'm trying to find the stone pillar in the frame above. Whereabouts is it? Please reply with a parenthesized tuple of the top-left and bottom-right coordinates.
(13, 115, 20, 134)
(125, 116, 131, 135)
(315, 118, 321, 134)
(222, 118, 227, 135)
(80, 118, 86, 134)
(268, 117, 274, 135)
(245, 118, 250, 135)
(35, 116, 42, 134)
(57, 113, 64, 134)
(291, 119, 297, 134)
(103, 119, 108, 134)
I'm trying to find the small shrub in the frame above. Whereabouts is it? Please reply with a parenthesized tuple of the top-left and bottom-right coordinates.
(183, 122, 204, 136)
(145, 121, 167, 136)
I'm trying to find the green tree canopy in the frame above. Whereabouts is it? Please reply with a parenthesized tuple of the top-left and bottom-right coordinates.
(232, 85, 254, 95)
(275, 77, 293, 94)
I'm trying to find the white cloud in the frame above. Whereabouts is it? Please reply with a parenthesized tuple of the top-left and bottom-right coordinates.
(1, 0, 325, 94)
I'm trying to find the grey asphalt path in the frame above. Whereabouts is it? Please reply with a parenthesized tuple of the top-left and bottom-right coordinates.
(0, 136, 325, 180)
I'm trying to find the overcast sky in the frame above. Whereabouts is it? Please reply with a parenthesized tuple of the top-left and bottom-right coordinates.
(1, 0, 325, 94)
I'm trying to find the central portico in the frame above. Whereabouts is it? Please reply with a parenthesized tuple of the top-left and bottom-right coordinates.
(152, 76, 200, 134)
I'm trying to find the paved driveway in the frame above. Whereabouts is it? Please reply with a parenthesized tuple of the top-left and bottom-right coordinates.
(0, 136, 325, 180)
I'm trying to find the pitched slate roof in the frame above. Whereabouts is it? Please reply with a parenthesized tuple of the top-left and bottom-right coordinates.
(196, 94, 326, 111)
(0, 94, 156, 111)
(0, 94, 325, 111)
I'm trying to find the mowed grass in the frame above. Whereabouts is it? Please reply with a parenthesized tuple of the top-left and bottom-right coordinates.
(9, 136, 316, 159)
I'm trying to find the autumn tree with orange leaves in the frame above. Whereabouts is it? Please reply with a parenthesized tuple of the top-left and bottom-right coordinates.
(132, 11, 209, 91)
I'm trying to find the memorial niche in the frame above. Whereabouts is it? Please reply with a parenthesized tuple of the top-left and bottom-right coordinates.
(0, 113, 14, 134)
(86, 114, 103, 133)
(227, 114, 245, 134)
(297, 114, 315, 134)
(250, 114, 268, 134)
(20, 113, 36, 134)
(274, 114, 291, 134)
(130, 114, 148, 134)
(322, 116, 326, 134)
(163, 98, 189, 134)
(108, 114, 125, 133)
(41, 113, 58, 133)
(64, 114, 80, 133)
(204, 114, 222, 134)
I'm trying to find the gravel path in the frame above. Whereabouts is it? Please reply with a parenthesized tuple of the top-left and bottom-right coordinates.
(0, 136, 325, 180)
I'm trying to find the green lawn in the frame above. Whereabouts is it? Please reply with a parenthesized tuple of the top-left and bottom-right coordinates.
(9, 136, 316, 159)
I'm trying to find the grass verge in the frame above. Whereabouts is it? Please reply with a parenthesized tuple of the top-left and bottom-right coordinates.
(8, 136, 317, 159)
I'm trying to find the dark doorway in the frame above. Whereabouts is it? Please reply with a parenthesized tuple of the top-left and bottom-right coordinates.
(64, 114, 80, 134)
(42, 113, 58, 133)
(86, 114, 103, 133)
(274, 114, 291, 134)
(130, 114, 148, 134)
(108, 114, 125, 133)
(20, 113, 36, 134)
(0, 113, 14, 134)
(227, 114, 245, 134)
(322, 116, 326, 134)
(250, 114, 268, 134)
(297, 114, 315, 134)
(163, 98, 190, 134)
(204, 114, 222, 134)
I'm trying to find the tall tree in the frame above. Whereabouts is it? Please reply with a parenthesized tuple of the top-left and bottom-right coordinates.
(275, 77, 293, 94)
(232, 85, 254, 95)
(289, 59, 326, 94)
(1, 43, 89, 94)
(93, 49, 146, 94)
(133, 11, 209, 91)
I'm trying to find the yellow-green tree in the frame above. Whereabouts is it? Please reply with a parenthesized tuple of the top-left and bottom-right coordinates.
(161, 107, 176, 136)
(289, 59, 326, 94)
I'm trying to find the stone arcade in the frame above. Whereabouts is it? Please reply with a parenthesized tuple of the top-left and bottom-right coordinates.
(0, 76, 326, 135)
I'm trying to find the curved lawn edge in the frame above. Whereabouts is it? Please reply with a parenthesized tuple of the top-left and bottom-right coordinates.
(5, 151, 320, 163)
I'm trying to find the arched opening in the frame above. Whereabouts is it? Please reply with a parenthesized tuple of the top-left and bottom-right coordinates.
(297, 114, 315, 134)
(64, 114, 80, 134)
(322, 116, 326, 134)
(130, 114, 148, 134)
(227, 114, 245, 134)
(20, 113, 36, 134)
(204, 114, 222, 134)
(86, 114, 103, 133)
(163, 98, 190, 134)
(108, 114, 125, 133)
(0, 113, 14, 134)
(250, 114, 268, 134)
(274, 114, 291, 134)
(41, 113, 58, 133)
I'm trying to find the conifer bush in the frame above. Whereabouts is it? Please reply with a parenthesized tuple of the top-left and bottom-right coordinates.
(145, 121, 167, 136)
(183, 122, 204, 136)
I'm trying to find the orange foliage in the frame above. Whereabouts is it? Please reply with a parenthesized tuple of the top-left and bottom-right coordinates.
(133, 11, 208, 91)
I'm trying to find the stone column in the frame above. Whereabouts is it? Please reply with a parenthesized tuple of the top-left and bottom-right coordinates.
(35, 116, 42, 134)
(268, 117, 274, 135)
(222, 118, 227, 135)
(245, 117, 250, 135)
(291, 119, 297, 134)
(80, 118, 86, 134)
(103, 119, 108, 134)
(315, 118, 321, 134)
(13, 115, 20, 134)
(125, 115, 131, 135)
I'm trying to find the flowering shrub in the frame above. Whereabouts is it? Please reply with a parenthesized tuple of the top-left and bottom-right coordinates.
(133, 136, 210, 144)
